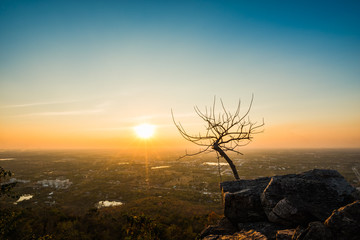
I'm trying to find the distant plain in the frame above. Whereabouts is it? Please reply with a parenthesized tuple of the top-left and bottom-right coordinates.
(1, 148, 359, 213)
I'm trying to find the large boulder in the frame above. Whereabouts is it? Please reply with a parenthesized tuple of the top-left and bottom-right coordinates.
(237, 221, 286, 240)
(200, 217, 237, 239)
(221, 177, 271, 223)
(293, 221, 333, 240)
(204, 170, 359, 240)
(324, 200, 360, 240)
(260, 169, 357, 226)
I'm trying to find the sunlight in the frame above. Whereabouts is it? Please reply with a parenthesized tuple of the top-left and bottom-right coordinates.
(134, 123, 156, 139)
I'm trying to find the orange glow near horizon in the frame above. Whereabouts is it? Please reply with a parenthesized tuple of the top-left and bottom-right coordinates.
(0, 96, 359, 150)
(0, 116, 359, 150)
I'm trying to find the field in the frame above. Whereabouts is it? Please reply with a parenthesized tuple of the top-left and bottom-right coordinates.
(1, 149, 360, 239)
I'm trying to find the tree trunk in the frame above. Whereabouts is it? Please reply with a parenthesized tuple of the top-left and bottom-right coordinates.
(213, 144, 240, 180)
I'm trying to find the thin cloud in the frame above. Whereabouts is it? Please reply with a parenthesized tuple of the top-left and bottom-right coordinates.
(5, 100, 112, 117)
(131, 112, 196, 122)
(0, 100, 80, 109)
(0, 98, 113, 109)
(24, 109, 103, 116)
(87, 127, 129, 131)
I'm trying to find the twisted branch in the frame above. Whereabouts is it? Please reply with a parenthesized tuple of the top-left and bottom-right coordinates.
(172, 95, 264, 180)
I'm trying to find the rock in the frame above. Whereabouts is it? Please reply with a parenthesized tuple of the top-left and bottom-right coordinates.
(275, 229, 295, 240)
(202, 235, 219, 240)
(200, 226, 228, 239)
(200, 217, 237, 239)
(238, 221, 286, 240)
(233, 230, 268, 240)
(353, 187, 360, 199)
(203, 230, 268, 240)
(266, 197, 313, 226)
(294, 221, 333, 240)
(261, 169, 357, 226)
(291, 226, 306, 240)
(324, 200, 360, 240)
(202, 170, 359, 240)
(221, 177, 271, 223)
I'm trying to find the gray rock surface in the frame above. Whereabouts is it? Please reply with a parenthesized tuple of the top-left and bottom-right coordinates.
(293, 221, 333, 240)
(221, 177, 271, 223)
(237, 221, 286, 240)
(261, 169, 356, 226)
(324, 200, 360, 240)
(275, 229, 295, 240)
(202, 170, 360, 240)
(291, 226, 306, 240)
(200, 217, 237, 239)
(203, 230, 268, 240)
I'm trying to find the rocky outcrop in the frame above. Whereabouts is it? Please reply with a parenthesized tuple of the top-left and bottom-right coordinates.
(275, 229, 295, 240)
(324, 200, 360, 240)
(289, 201, 360, 240)
(203, 230, 267, 240)
(201, 169, 360, 240)
(293, 221, 333, 240)
(261, 169, 356, 226)
(200, 217, 237, 238)
(221, 177, 271, 223)
(237, 221, 286, 240)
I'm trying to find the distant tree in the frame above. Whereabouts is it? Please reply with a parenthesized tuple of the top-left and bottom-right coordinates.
(0, 166, 16, 197)
(172, 95, 264, 180)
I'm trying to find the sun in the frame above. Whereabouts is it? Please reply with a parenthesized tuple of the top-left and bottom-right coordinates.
(134, 123, 156, 139)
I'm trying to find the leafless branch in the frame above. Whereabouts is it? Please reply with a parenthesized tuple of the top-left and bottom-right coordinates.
(172, 96, 264, 180)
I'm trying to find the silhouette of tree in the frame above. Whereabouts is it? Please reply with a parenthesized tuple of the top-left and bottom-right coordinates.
(172, 95, 264, 180)
(0, 166, 16, 197)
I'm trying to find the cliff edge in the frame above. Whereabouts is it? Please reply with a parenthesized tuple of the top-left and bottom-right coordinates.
(201, 169, 360, 240)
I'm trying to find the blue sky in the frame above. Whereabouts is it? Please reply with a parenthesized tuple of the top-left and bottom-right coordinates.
(1, 0, 359, 149)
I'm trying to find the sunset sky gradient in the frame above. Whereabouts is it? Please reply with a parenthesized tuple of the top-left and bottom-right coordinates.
(1, 1, 359, 149)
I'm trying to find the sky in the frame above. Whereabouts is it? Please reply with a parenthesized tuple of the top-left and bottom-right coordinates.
(1, 0, 359, 150)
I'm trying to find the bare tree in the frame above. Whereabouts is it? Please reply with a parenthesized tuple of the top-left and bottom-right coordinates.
(172, 95, 264, 180)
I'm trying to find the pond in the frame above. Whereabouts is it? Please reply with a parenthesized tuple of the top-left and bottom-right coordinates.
(96, 200, 123, 209)
(14, 194, 33, 204)
(0, 158, 15, 161)
(151, 166, 170, 170)
(203, 162, 228, 166)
